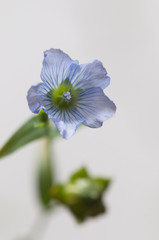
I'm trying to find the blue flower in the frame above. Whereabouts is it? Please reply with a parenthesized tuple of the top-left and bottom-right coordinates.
(27, 49, 116, 139)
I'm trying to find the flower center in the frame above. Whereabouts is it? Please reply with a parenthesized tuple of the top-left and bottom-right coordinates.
(50, 79, 81, 110)
(63, 89, 73, 102)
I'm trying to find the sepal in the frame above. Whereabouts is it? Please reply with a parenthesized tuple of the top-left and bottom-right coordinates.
(50, 167, 111, 222)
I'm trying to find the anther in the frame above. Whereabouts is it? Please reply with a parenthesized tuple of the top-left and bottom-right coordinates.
(63, 89, 73, 102)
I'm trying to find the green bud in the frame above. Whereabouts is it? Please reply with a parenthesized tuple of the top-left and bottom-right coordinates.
(50, 167, 111, 222)
(38, 109, 49, 123)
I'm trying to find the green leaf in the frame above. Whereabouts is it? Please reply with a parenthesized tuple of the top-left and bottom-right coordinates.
(50, 167, 111, 222)
(0, 111, 60, 159)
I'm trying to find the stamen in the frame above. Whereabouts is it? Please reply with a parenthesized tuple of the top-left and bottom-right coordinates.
(63, 89, 73, 102)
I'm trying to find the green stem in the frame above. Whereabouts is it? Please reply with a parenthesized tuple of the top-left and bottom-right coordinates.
(37, 137, 55, 209)
(18, 210, 51, 240)
(18, 137, 56, 240)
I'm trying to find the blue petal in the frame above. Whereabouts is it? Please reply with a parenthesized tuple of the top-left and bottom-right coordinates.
(27, 83, 43, 113)
(40, 49, 78, 88)
(76, 87, 116, 128)
(70, 60, 110, 90)
(53, 119, 82, 139)
(48, 109, 85, 139)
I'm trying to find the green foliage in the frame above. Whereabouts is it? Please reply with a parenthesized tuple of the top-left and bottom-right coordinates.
(0, 111, 60, 159)
(50, 167, 111, 222)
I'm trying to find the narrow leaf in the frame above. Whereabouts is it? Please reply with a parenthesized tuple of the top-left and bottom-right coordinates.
(0, 113, 59, 159)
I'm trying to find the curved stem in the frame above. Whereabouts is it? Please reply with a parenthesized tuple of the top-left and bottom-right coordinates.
(18, 137, 55, 240)
(18, 210, 51, 240)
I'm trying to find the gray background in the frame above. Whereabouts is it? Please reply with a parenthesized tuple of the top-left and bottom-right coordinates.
(0, 0, 158, 239)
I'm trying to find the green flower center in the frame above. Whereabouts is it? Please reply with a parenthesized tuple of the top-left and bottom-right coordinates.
(50, 79, 81, 110)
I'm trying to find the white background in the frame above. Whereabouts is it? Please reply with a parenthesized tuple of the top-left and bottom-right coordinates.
(0, 0, 159, 239)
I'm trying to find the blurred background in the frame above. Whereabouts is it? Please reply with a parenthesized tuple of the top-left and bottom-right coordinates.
(0, 0, 159, 239)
